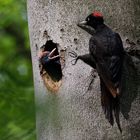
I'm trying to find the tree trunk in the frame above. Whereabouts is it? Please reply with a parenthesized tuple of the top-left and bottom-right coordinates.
(27, 0, 140, 139)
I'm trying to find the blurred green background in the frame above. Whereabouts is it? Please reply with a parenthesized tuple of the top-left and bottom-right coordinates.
(0, 0, 36, 140)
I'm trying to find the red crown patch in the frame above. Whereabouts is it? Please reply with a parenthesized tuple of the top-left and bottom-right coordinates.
(92, 11, 103, 17)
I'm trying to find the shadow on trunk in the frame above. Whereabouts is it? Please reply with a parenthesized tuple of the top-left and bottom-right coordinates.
(120, 53, 140, 119)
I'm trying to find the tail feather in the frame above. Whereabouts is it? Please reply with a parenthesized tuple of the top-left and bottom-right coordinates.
(113, 97, 122, 133)
(102, 94, 114, 126)
(100, 80, 122, 132)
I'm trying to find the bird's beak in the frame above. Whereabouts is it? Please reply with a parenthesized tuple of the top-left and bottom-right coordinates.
(77, 20, 87, 26)
(77, 20, 95, 35)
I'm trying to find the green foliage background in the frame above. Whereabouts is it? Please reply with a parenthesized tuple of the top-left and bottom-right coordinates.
(0, 0, 36, 139)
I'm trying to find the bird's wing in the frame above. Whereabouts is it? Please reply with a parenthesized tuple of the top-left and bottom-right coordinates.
(89, 33, 124, 97)
(96, 61, 118, 98)
(99, 54, 123, 132)
(89, 37, 118, 97)
(109, 33, 124, 93)
(98, 33, 123, 132)
(109, 56, 122, 88)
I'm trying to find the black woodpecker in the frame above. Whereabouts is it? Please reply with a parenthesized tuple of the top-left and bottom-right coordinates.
(74, 11, 124, 132)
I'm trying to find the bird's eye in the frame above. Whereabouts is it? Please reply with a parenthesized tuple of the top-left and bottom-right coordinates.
(87, 18, 90, 21)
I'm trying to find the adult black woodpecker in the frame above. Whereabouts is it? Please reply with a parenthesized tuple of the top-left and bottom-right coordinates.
(74, 11, 124, 132)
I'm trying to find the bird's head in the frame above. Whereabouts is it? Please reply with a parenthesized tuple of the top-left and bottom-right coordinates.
(78, 11, 104, 31)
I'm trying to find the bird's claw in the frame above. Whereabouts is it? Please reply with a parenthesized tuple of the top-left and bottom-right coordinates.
(68, 51, 78, 58)
(71, 57, 78, 65)
(68, 51, 79, 65)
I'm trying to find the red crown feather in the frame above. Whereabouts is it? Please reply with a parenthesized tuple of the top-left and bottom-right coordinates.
(92, 11, 103, 17)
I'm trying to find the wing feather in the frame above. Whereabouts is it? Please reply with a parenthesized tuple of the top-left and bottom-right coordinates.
(89, 32, 124, 132)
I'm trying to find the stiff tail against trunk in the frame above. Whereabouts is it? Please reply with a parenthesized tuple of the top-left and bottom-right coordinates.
(100, 80, 122, 133)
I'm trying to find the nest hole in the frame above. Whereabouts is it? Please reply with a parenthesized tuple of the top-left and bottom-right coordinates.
(40, 40, 63, 82)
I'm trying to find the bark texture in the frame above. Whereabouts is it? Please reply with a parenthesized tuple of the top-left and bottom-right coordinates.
(27, 0, 140, 139)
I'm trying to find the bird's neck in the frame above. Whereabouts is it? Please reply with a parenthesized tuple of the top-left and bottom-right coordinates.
(94, 24, 106, 32)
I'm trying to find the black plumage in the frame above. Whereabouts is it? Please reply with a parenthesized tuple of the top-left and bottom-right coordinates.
(75, 12, 124, 132)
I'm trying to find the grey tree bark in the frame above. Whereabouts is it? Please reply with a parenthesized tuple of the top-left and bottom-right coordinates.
(27, 0, 140, 140)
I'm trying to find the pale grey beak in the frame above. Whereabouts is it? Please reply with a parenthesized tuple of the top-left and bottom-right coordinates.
(77, 20, 95, 35)
(78, 20, 87, 26)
